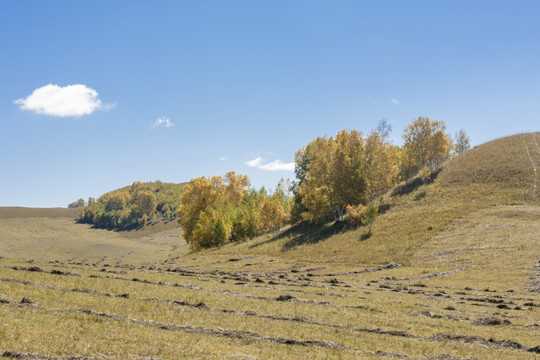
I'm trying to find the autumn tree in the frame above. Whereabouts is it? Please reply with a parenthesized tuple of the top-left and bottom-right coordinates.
(177, 176, 224, 243)
(231, 190, 262, 241)
(190, 206, 232, 249)
(419, 165, 431, 185)
(364, 131, 400, 201)
(453, 129, 471, 156)
(104, 191, 131, 211)
(224, 171, 250, 205)
(260, 197, 287, 234)
(401, 117, 450, 177)
(134, 190, 157, 217)
(296, 130, 367, 223)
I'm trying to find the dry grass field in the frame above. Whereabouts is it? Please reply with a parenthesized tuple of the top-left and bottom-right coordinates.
(0, 133, 539, 359)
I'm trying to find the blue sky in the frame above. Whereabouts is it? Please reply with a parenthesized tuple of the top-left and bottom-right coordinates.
(1, 1, 539, 207)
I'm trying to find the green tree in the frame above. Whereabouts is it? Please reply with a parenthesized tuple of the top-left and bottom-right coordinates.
(363, 202, 379, 234)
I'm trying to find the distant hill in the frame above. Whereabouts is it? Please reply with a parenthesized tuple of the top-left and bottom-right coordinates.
(0, 207, 79, 219)
(79, 181, 185, 230)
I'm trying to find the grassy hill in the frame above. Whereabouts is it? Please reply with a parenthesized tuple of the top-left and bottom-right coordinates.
(79, 181, 185, 230)
(190, 132, 539, 266)
(0, 133, 538, 359)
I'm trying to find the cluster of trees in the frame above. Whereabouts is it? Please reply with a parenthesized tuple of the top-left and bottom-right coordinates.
(68, 199, 86, 208)
(177, 172, 291, 250)
(178, 117, 469, 248)
(77, 181, 183, 229)
(292, 117, 470, 225)
(292, 128, 400, 223)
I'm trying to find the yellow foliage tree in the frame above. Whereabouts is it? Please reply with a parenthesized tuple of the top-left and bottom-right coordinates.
(364, 131, 400, 200)
(190, 207, 232, 249)
(104, 191, 131, 211)
(177, 176, 223, 244)
(134, 190, 157, 217)
(177, 172, 252, 248)
(260, 197, 287, 233)
(297, 130, 367, 222)
(224, 171, 250, 205)
(402, 117, 450, 177)
(419, 165, 431, 185)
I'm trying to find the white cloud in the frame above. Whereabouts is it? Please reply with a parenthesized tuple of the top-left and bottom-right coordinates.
(14, 84, 111, 117)
(246, 157, 294, 171)
(391, 98, 399, 104)
(259, 160, 295, 171)
(219, 156, 227, 161)
(246, 157, 263, 167)
(153, 117, 175, 128)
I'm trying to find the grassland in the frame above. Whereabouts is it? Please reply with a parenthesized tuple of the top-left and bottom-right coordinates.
(0, 133, 539, 359)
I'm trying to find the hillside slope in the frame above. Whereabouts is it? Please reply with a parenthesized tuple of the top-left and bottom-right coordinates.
(178, 132, 540, 266)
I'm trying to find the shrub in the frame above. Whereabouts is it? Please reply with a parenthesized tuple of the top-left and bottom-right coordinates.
(345, 204, 366, 226)
(363, 202, 379, 231)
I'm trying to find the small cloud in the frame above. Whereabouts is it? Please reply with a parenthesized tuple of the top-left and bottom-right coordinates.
(246, 157, 294, 171)
(391, 98, 399, 104)
(219, 156, 227, 161)
(246, 157, 263, 167)
(14, 84, 111, 117)
(103, 102, 117, 111)
(153, 117, 174, 128)
(259, 160, 294, 171)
